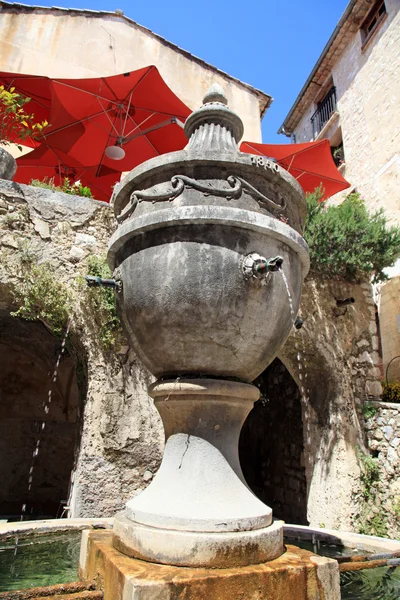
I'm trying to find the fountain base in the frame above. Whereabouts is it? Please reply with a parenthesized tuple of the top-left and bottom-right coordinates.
(113, 512, 284, 568)
(80, 530, 341, 600)
(112, 378, 284, 567)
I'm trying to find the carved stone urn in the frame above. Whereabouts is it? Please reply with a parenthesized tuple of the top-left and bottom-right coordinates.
(0, 147, 17, 180)
(109, 85, 309, 568)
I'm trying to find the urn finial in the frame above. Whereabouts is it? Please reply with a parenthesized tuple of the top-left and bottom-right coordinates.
(202, 83, 228, 106)
(184, 82, 244, 151)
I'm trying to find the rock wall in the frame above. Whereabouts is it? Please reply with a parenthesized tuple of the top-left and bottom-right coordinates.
(279, 277, 382, 530)
(364, 401, 400, 538)
(0, 179, 163, 518)
(0, 179, 383, 528)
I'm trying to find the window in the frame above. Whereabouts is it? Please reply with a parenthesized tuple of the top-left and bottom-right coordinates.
(311, 86, 337, 139)
(361, 1, 387, 46)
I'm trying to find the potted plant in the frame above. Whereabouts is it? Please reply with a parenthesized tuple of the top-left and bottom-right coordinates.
(332, 144, 345, 167)
(0, 85, 48, 180)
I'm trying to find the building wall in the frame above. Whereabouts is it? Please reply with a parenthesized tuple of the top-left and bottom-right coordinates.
(380, 277, 400, 382)
(0, 9, 263, 142)
(292, 0, 400, 225)
(291, 1, 400, 396)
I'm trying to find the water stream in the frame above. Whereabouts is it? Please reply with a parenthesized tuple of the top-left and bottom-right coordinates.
(11, 317, 73, 561)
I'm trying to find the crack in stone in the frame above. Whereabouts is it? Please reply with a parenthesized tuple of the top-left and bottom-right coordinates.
(178, 434, 191, 469)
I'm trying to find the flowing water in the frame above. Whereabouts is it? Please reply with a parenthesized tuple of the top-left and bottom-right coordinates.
(279, 268, 312, 477)
(0, 532, 81, 592)
(12, 314, 75, 560)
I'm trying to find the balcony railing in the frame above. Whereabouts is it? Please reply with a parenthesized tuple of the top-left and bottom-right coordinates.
(311, 87, 337, 139)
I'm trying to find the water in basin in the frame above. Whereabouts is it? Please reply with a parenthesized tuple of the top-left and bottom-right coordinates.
(0, 531, 81, 591)
(341, 565, 400, 600)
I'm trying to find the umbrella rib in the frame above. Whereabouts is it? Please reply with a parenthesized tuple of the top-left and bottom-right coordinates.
(291, 167, 347, 183)
(40, 106, 117, 138)
(120, 66, 154, 105)
(122, 92, 133, 136)
(96, 96, 120, 136)
(54, 80, 121, 106)
(123, 112, 157, 139)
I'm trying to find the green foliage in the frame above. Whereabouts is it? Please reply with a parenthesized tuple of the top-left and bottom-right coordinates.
(85, 255, 122, 351)
(358, 513, 388, 538)
(0, 85, 48, 148)
(11, 262, 72, 336)
(358, 448, 380, 501)
(363, 401, 377, 419)
(393, 497, 400, 519)
(303, 189, 400, 283)
(382, 382, 400, 403)
(30, 177, 92, 198)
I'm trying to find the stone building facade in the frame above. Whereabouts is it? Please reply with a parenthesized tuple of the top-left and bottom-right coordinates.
(0, 179, 388, 532)
(279, 0, 400, 384)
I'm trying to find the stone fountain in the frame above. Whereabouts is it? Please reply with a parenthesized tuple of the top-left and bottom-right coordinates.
(80, 86, 341, 599)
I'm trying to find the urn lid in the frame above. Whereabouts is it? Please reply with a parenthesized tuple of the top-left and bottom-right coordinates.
(184, 84, 244, 152)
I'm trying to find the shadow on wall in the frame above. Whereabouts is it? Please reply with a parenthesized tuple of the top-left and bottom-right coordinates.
(239, 357, 308, 525)
(0, 306, 86, 520)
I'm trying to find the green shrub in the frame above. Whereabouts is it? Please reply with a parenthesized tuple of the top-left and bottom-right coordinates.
(85, 255, 122, 351)
(304, 189, 400, 283)
(30, 176, 92, 198)
(11, 262, 72, 336)
(357, 448, 380, 501)
(363, 401, 377, 419)
(382, 382, 400, 403)
(0, 85, 48, 148)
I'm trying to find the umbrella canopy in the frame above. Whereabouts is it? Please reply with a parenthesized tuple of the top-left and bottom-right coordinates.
(16, 146, 120, 202)
(240, 139, 350, 199)
(36, 66, 191, 172)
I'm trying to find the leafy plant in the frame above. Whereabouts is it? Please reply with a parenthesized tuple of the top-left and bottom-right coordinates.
(0, 85, 48, 148)
(363, 401, 377, 419)
(304, 189, 400, 283)
(85, 255, 122, 351)
(357, 448, 380, 501)
(358, 513, 388, 538)
(11, 262, 72, 336)
(30, 177, 92, 198)
(382, 382, 400, 403)
(393, 497, 400, 519)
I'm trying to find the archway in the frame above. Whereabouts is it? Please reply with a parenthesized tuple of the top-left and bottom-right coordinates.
(0, 311, 82, 520)
(239, 357, 308, 525)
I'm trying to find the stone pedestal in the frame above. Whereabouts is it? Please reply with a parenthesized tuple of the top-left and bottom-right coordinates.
(80, 530, 341, 600)
(113, 379, 284, 567)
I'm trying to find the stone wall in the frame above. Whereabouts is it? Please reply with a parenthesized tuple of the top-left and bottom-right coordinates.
(0, 178, 384, 529)
(0, 179, 163, 518)
(364, 401, 400, 538)
(279, 277, 382, 530)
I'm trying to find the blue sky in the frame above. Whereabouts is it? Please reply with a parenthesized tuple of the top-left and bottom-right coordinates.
(17, 0, 349, 143)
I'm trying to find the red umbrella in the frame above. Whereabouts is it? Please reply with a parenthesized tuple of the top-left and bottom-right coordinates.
(240, 139, 350, 199)
(37, 66, 191, 172)
(15, 146, 120, 202)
